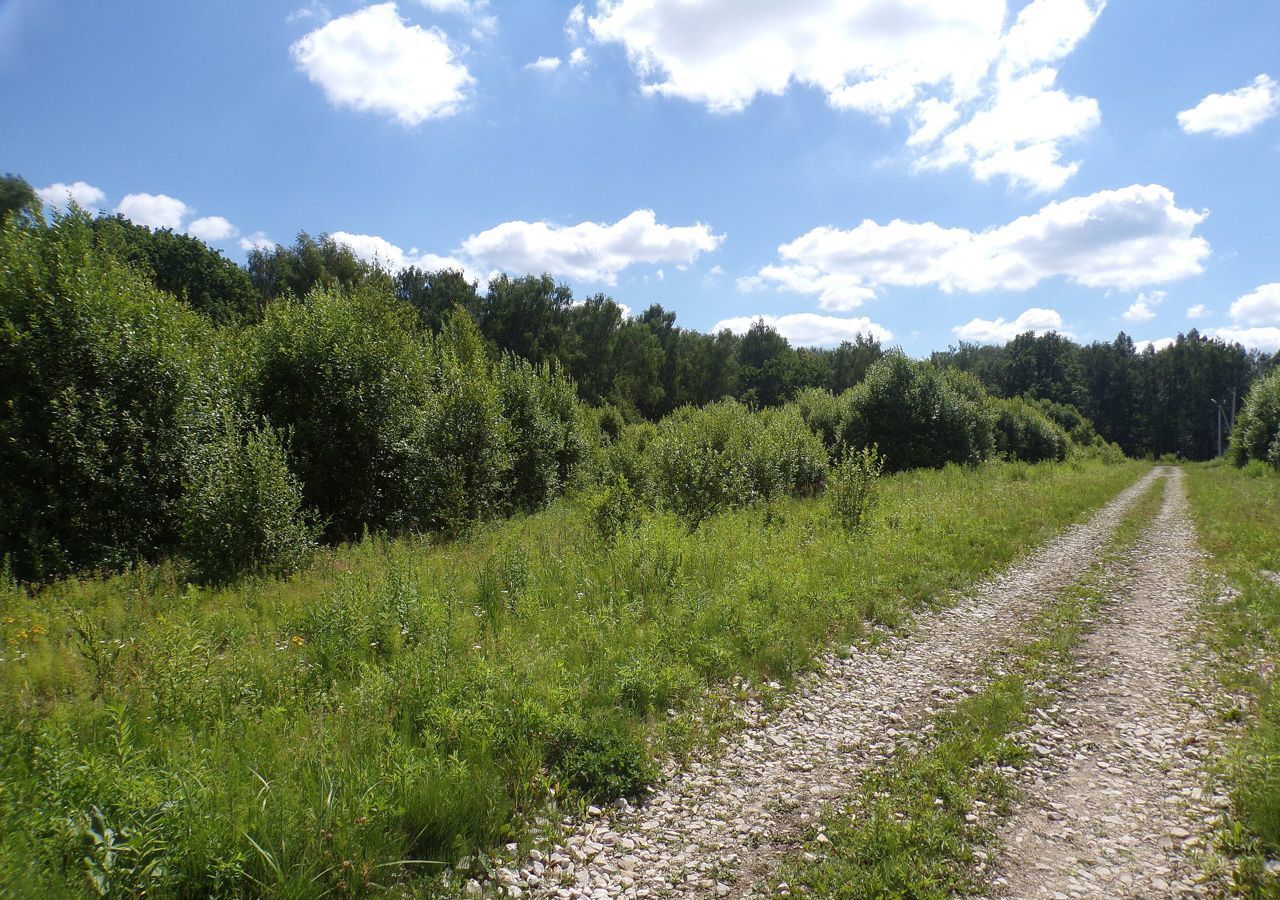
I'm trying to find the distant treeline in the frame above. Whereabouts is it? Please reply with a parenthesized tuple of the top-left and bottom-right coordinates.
(4, 173, 1271, 461)
(1, 177, 1275, 582)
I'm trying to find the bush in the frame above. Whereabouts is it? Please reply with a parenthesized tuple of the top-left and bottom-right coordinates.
(844, 353, 990, 472)
(549, 718, 654, 802)
(0, 211, 217, 578)
(827, 445, 884, 531)
(794, 387, 849, 462)
(179, 418, 316, 583)
(586, 475, 642, 544)
(990, 398, 1069, 463)
(246, 286, 434, 540)
(1229, 368, 1280, 468)
(645, 401, 826, 526)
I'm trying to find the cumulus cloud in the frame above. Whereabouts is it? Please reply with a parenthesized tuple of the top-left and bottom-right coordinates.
(116, 193, 192, 231)
(952, 307, 1067, 344)
(1186, 303, 1208, 319)
(1228, 283, 1280, 326)
(746, 184, 1209, 306)
(331, 231, 489, 286)
(460, 209, 723, 284)
(291, 3, 473, 126)
(239, 231, 276, 253)
(527, 55, 562, 72)
(589, 0, 1107, 191)
(186, 216, 238, 242)
(36, 180, 106, 213)
(569, 46, 589, 68)
(1122, 290, 1165, 323)
(1178, 74, 1280, 137)
(1210, 327, 1280, 354)
(712, 313, 892, 347)
(1137, 337, 1175, 353)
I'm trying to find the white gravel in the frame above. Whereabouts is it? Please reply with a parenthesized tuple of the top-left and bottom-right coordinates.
(474, 470, 1163, 900)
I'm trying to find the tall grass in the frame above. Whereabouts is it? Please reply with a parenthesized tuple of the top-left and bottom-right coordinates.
(1183, 462, 1280, 896)
(0, 459, 1142, 897)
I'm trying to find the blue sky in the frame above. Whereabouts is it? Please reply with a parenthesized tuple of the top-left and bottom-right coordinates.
(2, 0, 1279, 355)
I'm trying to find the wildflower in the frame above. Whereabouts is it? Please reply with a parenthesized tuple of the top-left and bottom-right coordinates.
(29, 625, 45, 636)
(290, 635, 306, 648)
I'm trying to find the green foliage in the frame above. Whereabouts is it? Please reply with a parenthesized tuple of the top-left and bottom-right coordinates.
(0, 173, 37, 225)
(646, 401, 826, 525)
(844, 352, 990, 472)
(586, 475, 642, 544)
(549, 719, 655, 802)
(246, 231, 390, 302)
(794, 387, 850, 462)
(246, 286, 433, 540)
(827, 446, 884, 531)
(92, 215, 262, 324)
(1229, 367, 1280, 468)
(989, 397, 1070, 463)
(179, 418, 317, 583)
(0, 211, 216, 578)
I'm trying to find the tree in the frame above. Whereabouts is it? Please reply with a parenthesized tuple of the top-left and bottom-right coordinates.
(93, 215, 263, 324)
(395, 266, 479, 332)
(0, 173, 37, 224)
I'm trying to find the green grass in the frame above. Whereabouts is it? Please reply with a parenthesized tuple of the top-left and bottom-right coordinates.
(0, 459, 1144, 897)
(776, 473, 1167, 898)
(1183, 461, 1280, 897)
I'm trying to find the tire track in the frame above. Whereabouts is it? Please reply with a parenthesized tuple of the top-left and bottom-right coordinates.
(474, 469, 1162, 900)
(984, 467, 1229, 899)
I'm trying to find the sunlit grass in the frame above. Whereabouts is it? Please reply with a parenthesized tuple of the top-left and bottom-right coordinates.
(1183, 461, 1280, 896)
(0, 459, 1143, 897)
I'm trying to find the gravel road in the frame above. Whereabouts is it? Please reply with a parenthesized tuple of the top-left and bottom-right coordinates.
(984, 467, 1229, 899)
(476, 470, 1164, 900)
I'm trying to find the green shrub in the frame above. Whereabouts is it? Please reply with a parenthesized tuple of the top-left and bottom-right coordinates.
(179, 418, 316, 583)
(645, 400, 825, 525)
(0, 211, 217, 578)
(827, 445, 884, 531)
(1229, 368, 1280, 468)
(549, 718, 654, 801)
(794, 387, 849, 462)
(586, 475, 642, 544)
(844, 353, 990, 472)
(990, 397, 1069, 463)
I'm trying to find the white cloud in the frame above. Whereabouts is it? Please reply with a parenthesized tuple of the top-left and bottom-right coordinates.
(412, 0, 496, 37)
(569, 46, 589, 68)
(527, 55, 562, 72)
(291, 3, 473, 126)
(460, 209, 723, 284)
(748, 184, 1209, 303)
(1228, 283, 1280, 326)
(1186, 303, 1208, 319)
(239, 231, 276, 253)
(186, 215, 238, 242)
(36, 180, 106, 213)
(287, 2, 330, 24)
(1137, 337, 1175, 353)
(331, 230, 488, 286)
(1121, 289, 1165, 323)
(1178, 74, 1280, 137)
(712, 313, 892, 347)
(1211, 327, 1280, 353)
(589, 0, 1107, 191)
(566, 3, 585, 40)
(115, 193, 192, 231)
(952, 307, 1066, 344)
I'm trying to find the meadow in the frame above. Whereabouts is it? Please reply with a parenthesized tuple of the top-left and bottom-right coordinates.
(1184, 461, 1280, 896)
(0, 459, 1141, 898)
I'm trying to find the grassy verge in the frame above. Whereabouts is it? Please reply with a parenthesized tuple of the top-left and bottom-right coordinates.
(1182, 461, 1280, 897)
(0, 459, 1143, 897)
(776, 473, 1166, 898)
